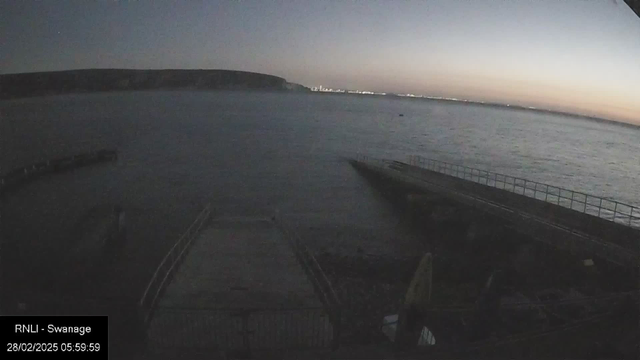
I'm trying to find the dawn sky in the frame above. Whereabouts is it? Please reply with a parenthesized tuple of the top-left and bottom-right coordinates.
(2, 0, 639, 123)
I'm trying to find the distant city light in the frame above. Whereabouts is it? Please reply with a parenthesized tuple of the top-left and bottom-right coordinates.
(310, 86, 387, 95)
(308, 86, 548, 114)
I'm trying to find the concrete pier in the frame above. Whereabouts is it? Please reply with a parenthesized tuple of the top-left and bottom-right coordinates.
(351, 155, 640, 269)
(158, 217, 322, 309)
(146, 216, 334, 352)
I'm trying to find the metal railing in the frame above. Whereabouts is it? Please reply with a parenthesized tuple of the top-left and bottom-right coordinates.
(138, 204, 212, 324)
(353, 153, 392, 169)
(274, 211, 342, 350)
(143, 212, 340, 353)
(353, 153, 639, 266)
(147, 306, 334, 352)
(406, 155, 640, 229)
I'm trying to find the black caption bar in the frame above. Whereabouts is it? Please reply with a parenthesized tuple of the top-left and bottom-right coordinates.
(1, 316, 107, 359)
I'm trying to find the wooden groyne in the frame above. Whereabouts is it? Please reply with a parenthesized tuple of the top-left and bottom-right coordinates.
(0, 149, 118, 196)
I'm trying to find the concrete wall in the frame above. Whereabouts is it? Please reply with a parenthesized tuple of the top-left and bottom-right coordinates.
(401, 164, 640, 255)
(351, 160, 640, 269)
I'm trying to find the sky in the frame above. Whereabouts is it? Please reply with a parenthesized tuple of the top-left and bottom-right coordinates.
(2, 0, 639, 124)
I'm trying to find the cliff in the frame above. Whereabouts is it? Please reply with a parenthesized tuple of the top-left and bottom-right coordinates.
(0, 69, 309, 99)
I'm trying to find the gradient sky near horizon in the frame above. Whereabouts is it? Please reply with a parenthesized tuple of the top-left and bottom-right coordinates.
(2, 0, 639, 123)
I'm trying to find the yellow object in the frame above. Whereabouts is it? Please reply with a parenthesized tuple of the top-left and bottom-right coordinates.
(404, 253, 433, 311)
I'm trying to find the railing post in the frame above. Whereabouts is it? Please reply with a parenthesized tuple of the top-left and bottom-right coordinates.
(597, 198, 602, 217)
(613, 202, 618, 222)
(630, 207, 634, 226)
(523, 180, 527, 195)
(545, 185, 549, 202)
(570, 192, 574, 210)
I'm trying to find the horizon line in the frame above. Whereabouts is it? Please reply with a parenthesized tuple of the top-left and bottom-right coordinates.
(1, 67, 637, 126)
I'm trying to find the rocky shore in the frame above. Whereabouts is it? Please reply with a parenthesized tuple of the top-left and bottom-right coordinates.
(314, 251, 484, 345)
(311, 237, 620, 346)
(314, 252, 413, 344)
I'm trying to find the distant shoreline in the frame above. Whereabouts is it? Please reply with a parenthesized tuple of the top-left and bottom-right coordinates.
(1, 69, 635, 128)
(447, 99, 640, 130)
(307, 91, 639, 129)
(0, 69, 309, 100)
(0, 87, 306, 101)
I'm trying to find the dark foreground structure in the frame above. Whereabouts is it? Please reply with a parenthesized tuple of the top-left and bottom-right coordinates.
(627, 0, 640, 17)
(342, 154, 639, 359)
(2, 151, 638, 359)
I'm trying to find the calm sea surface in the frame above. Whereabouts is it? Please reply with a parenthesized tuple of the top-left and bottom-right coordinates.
(2, 91, 639, 261)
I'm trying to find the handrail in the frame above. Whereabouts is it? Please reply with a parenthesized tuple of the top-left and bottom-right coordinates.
(273, 211, 342, 350)
(355, 154, 638, 267)
(146, 306, 333, 350)
(404, 155, 640, 229)
(276, 214, 341, 310)
(138, 204, 211, 324)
